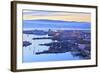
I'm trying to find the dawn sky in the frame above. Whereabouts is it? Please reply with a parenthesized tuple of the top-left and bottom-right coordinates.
(23, 10, 91, 22)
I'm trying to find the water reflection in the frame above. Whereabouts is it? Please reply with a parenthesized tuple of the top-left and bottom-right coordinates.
(23, 30, 91, 62)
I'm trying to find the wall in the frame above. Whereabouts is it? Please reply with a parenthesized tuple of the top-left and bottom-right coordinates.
(0, 0, 99, 73)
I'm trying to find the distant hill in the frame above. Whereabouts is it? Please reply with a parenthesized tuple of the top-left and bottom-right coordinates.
(23, 19, 91, 29)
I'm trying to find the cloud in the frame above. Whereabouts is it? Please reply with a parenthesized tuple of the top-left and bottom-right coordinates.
(23, 10, 91, 22)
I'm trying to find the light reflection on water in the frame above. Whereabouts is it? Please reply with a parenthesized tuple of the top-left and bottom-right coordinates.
(23, 34, 80, 63)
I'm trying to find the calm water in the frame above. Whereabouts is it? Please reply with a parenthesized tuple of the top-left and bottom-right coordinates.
(22, 20, 90, 63)
(23, 34, 81, 63)
(23, 20, 90, 29)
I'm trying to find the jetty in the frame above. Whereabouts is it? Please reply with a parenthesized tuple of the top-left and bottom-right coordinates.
(32, 30, 91, 59)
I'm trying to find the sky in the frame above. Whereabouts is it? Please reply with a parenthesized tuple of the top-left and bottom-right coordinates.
(23, 10, 91, 22)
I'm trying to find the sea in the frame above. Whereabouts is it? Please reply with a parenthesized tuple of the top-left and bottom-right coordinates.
(22, 20, 90, 63)
(23, 34, 81, 63)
